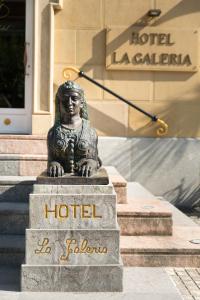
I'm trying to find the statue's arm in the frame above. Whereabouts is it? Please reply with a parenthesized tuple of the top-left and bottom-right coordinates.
(77, 128, 101, 177)
(47, 128, 64, 177)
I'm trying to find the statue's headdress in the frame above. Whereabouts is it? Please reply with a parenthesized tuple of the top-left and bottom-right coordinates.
(55, 81, 89, 125)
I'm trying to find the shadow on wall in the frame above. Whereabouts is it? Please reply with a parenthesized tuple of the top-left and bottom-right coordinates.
(91, 90, 200, 209)
(154, 0, 200, 26)
(80, 13, 150, 77)
(53, 0, 200, 208)
(79, 0, 200, 77)
(88, 79, 200, 137)
(129, 138, 200, 209)
(163, 178, 200, 209)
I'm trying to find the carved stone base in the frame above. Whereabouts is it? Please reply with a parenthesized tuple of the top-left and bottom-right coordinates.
(21, 263, 123, 292)
(25, 228, 120, 265)
(29, 193, 117, 229)
(37, 168, 109, 185)
(21, 178, 123, 292)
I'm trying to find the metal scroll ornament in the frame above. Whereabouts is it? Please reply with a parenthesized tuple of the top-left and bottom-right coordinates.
(62, 67, 168, 137)
(156, 119, 168, 136)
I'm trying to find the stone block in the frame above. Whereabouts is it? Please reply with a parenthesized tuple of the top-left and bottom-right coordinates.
(29, 194, 117, 229)
(0, 213, 28, 235)
(0, 234, 25, 266)
(103, 69, 153, 101)
(104, 0, 151, 26)
(76, 29, 106, 65)
(0, 161, 19, 176)
(106, 167, 127, 204)
(88, 100, 128, 136)
(117, 198, 173, 235)
(37, 168, 109, 185)
(154, 71, 199, 102)
(33, 183, 113, 195)
(0, 155, 47, 176)
(32, 115, 52, 136)
(118, 216, 172, 236)
(114, 186, 127, 204)
(0, 253, 25, 266)
(25, 229, 120, 265)
(0, 138, 47, 155)
(128, 139, 200, 207)
(19, 160, 47, 176)
(128, 101, 173, 137)
(55, 0, 102, 29)
(155, 0, 200, 27)
(121, 226, 200, 267)
(55, 30, 76, 64)
(128, 101, 200, 138)
(21, 263, 123, 292)
(0, 185, 33, 203)
(122, 254, 200, 268)
(100, 142, 132, 182)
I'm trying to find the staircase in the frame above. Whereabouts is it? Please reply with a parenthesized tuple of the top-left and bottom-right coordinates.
(120, 183, 200, 267)
(0, 135, 200, 290)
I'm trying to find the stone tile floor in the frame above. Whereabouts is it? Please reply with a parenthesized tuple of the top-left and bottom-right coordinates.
(166, 268, 200, 300)
(166, 209, 200, 300)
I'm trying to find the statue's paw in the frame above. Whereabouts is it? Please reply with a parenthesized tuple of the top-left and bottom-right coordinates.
(80, 164, 92, 177)
(78, 159, 97, 177)
(48, 162, 64, 177)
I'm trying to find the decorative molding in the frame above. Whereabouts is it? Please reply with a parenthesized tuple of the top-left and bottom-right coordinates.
(49, 0, 63, 10)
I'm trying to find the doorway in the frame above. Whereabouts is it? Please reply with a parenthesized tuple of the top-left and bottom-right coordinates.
(0, 0, 33, 134)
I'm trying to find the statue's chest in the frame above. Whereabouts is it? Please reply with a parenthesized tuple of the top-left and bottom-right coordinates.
(54, 129, 90, 157)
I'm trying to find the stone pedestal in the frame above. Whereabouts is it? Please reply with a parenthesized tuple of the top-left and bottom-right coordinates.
(21, 171, 123, 292)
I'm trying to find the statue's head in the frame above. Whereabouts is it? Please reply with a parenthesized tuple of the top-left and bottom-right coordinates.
(55, 81, 88, 124)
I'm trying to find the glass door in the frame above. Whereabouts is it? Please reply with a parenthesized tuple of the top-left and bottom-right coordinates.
(0, 0, 32, 133)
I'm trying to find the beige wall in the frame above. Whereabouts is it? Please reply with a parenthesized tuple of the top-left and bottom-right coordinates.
(54, 0, 200, 137)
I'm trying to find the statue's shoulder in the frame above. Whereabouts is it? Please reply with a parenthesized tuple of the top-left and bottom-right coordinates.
(47, 125, 55, 139)
(82, 119, 97, 138)
(47, 124, 61, 141)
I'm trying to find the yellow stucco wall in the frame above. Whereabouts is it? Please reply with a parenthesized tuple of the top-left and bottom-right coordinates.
(54, 0, 200, 137)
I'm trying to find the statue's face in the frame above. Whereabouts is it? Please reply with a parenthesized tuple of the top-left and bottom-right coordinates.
(60, 90, 83, 117)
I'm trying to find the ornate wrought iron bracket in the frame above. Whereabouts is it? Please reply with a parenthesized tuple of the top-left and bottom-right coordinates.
(62, 67, 168, 136)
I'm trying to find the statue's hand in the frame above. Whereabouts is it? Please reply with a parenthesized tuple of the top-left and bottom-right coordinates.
(48, 161, 64, 177)
(78, 159, 98, 177)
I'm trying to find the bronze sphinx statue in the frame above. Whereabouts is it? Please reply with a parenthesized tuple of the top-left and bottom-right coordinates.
(47, 81, 101, 177)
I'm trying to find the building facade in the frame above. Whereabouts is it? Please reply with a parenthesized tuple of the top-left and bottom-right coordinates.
(0, 0, 200, 206)
(1, 0, 200, 137)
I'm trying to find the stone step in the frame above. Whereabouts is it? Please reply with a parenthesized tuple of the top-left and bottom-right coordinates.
(1, 224, 200, 268)
(0, 135, 47, 155)
(0, 234, 25, 266)
(0, 265, 20, 284)
(0, 154, 47, 176)
(0, 202, 28, 234)
(117, 198, 172, 236)
(0, 158, 127, 204)
(0, 199, 172, 235)
(121, 225, 200, 267)
(0, 167, 127, 204)
(0, 177, 35, 203)
(118, 182, 200, 266)
(117, 182, 172, 235)
(0, 265, 20, 291)
(105, 166, 127, 204)
(0, 203, 198, 267)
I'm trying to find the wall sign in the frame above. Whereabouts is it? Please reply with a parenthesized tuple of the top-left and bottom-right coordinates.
(106, 27, 198, 72)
